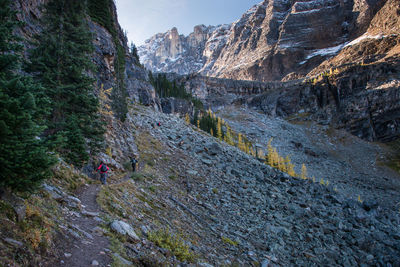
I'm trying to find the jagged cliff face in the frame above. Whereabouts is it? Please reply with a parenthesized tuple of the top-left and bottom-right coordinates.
(139, 0, 385, 81)
(138, 24, 231, 75)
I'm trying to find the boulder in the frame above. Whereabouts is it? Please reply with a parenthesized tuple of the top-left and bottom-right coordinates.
(0, 190, 26, 222)
(110, 220, 140, 241)
(113, 253, 133, 265)
(4, 238, 23, 247)
(206, 142, 222, 156)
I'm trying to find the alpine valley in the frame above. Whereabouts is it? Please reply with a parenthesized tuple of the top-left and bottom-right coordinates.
(0, 0, 400, 266)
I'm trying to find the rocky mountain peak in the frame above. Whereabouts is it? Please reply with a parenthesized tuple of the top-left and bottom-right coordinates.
(138, 24, 229, 74)
(139, 0, 387, 81)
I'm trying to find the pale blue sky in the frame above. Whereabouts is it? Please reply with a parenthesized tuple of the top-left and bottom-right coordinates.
(115, 0, 261, 46)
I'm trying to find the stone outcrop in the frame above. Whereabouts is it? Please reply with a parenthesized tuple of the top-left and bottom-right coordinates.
(160, 97, 193, 116)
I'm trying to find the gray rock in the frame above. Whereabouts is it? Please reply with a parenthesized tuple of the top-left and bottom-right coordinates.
(141, 225, 150, 236)
(0, 191, 26, 222)
(113, 253, 133, 265)
(70, 224, 93, 240)
(261, 259, 270, 267)
(201, 158, 213, 166)
(366, 254, 374, 261)
(93, 227, 106, 236)
(187, 170, 199, 176)
(64, 253, 72, 258)
(363, 200, 378, 211)
(67, 229, 81, 239)
(94, 217, 104, 223)
(91, 260, 99, 266)
(42, 184, 64, 200)
(4, 238, 23, 247)
(207, 142, 222, 156)
(82, 210, 100, 217)
(110, 220, 140, 241)
(198, 261, 214, 267)
(66, 195, 81, 204)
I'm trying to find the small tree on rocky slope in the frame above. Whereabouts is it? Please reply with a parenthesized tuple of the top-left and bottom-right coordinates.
(0, 0, 55, 191)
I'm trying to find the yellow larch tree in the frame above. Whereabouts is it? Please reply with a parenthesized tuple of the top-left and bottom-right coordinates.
(237, 133, 246, 151)
(224, 125, 234, 146)
(300, 164, 308, 180)
(285, 156, 296, 177)
(267, 138, 274, 166)
(216, 117, 223, 140)
(257, 149, 265, 159)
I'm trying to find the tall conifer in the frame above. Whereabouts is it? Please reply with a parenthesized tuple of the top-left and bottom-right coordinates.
(0, 0, 55, 191)
(28, 0, 104, 166)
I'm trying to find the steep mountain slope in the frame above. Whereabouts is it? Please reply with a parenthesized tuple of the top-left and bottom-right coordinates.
(2, 0, 400, 266)
(94, 104, 400, 266)
(233, 0, 400, 142)
(139, 0, 385, 81)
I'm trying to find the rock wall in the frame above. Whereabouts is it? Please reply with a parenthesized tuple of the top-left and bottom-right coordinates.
(245, 56, 400, 142)
(163, 73, 300, 109)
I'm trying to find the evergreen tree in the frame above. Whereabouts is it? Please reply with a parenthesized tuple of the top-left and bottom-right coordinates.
(112, 40, 128, 121)
(130, 42, 140, 62)
(0, 0, 55, 191)
(28, 0, 104, 166)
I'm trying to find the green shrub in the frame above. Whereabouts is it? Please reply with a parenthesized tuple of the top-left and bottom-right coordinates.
(148, 228, 196, 262)
(168, 175, 177, 180)
(148, 185, 156, 193)
(221, 236, 238, 246)
(131, 173, 144, 182)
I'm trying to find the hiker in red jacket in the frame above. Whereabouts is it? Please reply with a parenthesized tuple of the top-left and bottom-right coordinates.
(96, 161, 109, 185)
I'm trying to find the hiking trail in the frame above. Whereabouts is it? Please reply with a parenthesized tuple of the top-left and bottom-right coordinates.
(57, 173, 131, 267)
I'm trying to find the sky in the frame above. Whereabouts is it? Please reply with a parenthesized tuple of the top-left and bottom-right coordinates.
(114, 0, 261, 46)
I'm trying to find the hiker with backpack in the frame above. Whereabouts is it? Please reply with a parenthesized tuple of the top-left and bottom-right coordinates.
(96, 161, 109, 185)
(130, 155, 138, 172)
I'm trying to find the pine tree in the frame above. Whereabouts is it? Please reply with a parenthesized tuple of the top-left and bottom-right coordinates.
(0, 0, 55, 191)
(130, 42, 140, 62)
(28, 0, 104, 166)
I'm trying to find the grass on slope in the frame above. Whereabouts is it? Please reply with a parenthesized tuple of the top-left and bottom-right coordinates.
(0, 164, 90, 265)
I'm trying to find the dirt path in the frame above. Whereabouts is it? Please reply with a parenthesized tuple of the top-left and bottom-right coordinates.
(59, 184, 111, 267)
(56, 173, 132, 267)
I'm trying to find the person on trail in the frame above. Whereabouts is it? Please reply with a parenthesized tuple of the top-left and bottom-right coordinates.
(96, 161, 109, 185)
(130, 155, 138, 172)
